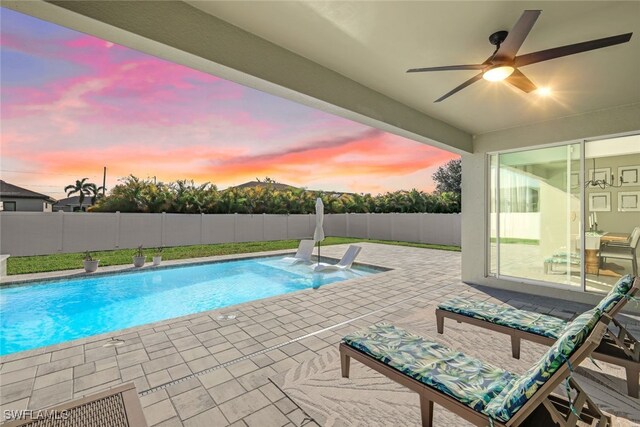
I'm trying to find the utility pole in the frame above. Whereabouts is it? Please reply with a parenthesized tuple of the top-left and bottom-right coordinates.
(102, 166, 107, 195)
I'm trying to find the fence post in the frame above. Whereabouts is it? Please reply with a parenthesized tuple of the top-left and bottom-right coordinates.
(419, 213, 425, 243)
(262, 213, 266, 241)
(286, 214, 289, 240)
(366, 213, 370, 239)
(346, 213, 350, 237)
(112, 211, 120, 249)
(200, 213, 204, 244)
(161, 212, 166, 247)
(115, 211, 121, 248)
(234, 213, 237, 243)
(58, 210, 64, 253)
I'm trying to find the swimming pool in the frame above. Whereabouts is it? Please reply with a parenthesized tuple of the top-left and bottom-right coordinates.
(0, 255, 380, 356)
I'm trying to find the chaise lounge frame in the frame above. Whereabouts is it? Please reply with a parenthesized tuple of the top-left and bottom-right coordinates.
(340, 318, 611, 427)
(435, 277, 640, 397)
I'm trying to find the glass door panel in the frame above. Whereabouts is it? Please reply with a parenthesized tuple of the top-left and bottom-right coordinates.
(489, 154, 498, 275)
(584, 135, 640, 293)
(495, 144, 581, 287)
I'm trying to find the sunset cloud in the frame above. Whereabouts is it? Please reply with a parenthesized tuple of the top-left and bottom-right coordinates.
(0, 8, 458, 199)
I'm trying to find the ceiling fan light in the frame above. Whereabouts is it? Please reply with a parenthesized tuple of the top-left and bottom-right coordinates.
(537, 87, 552, 96)
(483, 65, 515, 82)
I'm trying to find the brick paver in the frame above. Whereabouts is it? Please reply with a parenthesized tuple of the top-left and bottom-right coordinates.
(1, 243, 638, 426)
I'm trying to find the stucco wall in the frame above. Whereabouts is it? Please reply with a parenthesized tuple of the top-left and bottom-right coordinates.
(462, 103, 640, 306)
(0, 198, 50, 212)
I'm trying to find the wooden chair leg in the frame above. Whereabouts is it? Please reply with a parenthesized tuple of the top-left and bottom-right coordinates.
(436, 313, 444, 334)
(539, 378, 610, 427)
(511, 334, 521, 359)
(420, 394, 433, 427)
(341, 351, 350, 378)
(625, 366, 639, 398)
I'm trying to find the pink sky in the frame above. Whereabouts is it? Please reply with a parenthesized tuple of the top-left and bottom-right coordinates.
(0, 9, 458, 199)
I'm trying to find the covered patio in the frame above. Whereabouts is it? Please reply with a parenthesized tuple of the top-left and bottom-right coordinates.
(1, 1, 639, 426)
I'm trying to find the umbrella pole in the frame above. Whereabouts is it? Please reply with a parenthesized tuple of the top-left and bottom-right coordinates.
(317, 241, 320, 266)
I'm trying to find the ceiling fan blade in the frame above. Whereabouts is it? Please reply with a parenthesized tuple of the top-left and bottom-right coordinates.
(407, 64, 485, 73)
(495, 10, 542, 60)
(434, 73, 483, 102)
(506, 69, 537, 93)
(515, 32, 633, 67)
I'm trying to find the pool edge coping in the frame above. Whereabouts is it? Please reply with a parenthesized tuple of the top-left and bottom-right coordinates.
(0, 246, 390, 288)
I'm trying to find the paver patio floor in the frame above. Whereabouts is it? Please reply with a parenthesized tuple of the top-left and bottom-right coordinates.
(1, 243, 638, 426)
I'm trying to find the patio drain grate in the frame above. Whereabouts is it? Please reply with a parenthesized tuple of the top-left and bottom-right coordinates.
(138, 293, 419, 396)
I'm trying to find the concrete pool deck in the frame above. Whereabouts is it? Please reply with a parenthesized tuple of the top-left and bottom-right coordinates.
(1, 243, 638, 426)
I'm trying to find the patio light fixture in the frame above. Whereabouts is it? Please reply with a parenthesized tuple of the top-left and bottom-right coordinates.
(536, 87, 552, 96)
(482, 65, 515, 81)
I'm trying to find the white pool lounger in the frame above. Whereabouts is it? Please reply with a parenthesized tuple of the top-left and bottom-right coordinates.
(314, 245, 362, 272)
(283, 239, 316, 264)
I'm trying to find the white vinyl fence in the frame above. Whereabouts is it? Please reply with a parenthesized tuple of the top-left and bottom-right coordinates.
(0, 212, 461, 256)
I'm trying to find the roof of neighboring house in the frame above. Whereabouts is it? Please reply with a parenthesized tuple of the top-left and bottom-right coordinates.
(0, 180, 56, 203)
(232, 181, 299, 191)
(53, 195, 91, 207)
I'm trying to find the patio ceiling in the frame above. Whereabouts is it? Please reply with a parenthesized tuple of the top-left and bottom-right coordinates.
(189, 1, 640, 135)
(3, 1, 639, 153)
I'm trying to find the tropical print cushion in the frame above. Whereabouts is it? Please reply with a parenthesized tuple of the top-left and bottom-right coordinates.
(595, 274, 634, 314)
(484, 308, 601, 422)
(438, 298, 567, 339)
(342, 323, 516, 413)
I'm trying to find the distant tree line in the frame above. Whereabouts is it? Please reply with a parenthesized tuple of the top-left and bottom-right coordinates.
(90, 174, 461, 214)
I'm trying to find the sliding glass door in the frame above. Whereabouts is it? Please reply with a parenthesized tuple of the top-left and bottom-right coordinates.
(490, 143, 582, 288)
(584, 135, 640, 293)
(489, 134, 640, 292)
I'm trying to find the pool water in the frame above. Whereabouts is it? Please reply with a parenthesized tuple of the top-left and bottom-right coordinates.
(0, 256, 379, 356)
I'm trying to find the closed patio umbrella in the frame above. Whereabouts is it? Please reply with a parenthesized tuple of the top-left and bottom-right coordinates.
(314, 198, 325, 265)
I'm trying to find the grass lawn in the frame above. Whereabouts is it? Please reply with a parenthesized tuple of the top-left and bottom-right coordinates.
(6, 238, 460, 275)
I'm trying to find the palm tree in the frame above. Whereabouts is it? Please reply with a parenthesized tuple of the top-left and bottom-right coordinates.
(87, 184, 106, 205)
(64, 178, 93, 210)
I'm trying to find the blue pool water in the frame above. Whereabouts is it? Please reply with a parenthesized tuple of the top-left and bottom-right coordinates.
(0, 256, 379, 356)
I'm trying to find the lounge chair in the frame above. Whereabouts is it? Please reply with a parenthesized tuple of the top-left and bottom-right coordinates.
(313, 245, 362, 272)
(282, 239, 316, 264)
(341, 308, 611, 426)
(436, 275, 639, 397)
(3, 382, 147, 427)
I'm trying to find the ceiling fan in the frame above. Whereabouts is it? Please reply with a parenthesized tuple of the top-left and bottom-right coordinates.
(407, 10, 633, 102)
